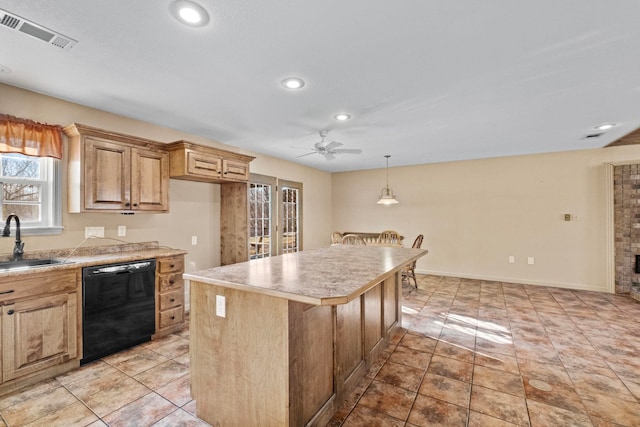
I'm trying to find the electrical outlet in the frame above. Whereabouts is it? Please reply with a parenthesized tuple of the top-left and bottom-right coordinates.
(216, 295, 226, 318)
(528, 257, 535, 265)
(118, 225, 126, 236)
(191, 236, 197, 245)
(85, 226, 104, 238)
(508, 256, 515, 263)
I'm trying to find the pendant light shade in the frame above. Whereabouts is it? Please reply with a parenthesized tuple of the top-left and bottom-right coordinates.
(377, 155, 399, 205)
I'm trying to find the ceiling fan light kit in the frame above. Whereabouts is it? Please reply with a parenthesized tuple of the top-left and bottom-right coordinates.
(377, 155, 399, 205)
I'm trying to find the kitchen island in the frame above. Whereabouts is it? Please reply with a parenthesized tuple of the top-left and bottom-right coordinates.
(185, 244, 427, 427)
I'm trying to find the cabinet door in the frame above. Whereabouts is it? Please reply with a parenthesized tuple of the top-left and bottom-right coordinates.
(131, 148, 169, 212)
(222, 159, 249, 181)
(2, 292, 78, 382)
(187, 150, 222, 179)
(84, 137, 131, 210)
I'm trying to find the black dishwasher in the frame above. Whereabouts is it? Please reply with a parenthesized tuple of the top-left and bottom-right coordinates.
(81, 259, 156, 365)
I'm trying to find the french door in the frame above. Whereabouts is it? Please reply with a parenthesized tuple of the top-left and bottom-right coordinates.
(248, 174, 302, 258)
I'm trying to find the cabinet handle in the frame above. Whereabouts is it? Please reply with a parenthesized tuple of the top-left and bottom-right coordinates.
(170, 264, 175, 268)
(171, 316, 175, 320)
(7, 309, 14, 315)
(133, 203, 138, 207)
(169, 280, 175, 285)
(170, 298, 175, 302)
(0, 289, 14, 295)
(125, 202, 130, 207)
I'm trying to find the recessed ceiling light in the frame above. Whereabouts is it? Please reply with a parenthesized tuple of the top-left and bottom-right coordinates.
(281, 77, 305, 90)
(333, 113, 351, 121)
(169, 1, 210, 27)
(595, 123, 616, 131)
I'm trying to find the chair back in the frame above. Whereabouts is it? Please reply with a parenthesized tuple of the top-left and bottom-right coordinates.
(412, 234, 424, 249)
(342, 234, 367, 245)
(331, 232, 343, 244)
(378, 230, 401, 245)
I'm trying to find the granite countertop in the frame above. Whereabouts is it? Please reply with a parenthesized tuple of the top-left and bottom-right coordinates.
(0, 241, 187, 278)
(184, 245, 428, 305)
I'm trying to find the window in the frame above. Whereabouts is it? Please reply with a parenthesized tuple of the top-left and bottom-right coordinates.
(0, 153, 62, 235)
(248, 175, 302, 258)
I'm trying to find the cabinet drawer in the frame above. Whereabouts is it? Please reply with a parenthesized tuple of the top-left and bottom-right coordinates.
(0, 270, 78, 302)
(157, 257, 184, 274)
(187, 151, 222, 178)
(160, 289, 183, 310)
(159, 306, 184, 329)
(159, 273, 183, 292)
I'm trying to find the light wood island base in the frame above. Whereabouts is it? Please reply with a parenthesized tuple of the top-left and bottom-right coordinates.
(187, 245, 427, 426)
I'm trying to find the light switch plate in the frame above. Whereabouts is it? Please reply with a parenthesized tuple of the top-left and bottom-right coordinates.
(118, 225, 126, 236)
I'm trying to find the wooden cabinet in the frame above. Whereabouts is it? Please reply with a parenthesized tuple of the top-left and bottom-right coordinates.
(167, 140, 254, 183)
(0, 270, 80, 392)
(63, 123, 169, 213)
(154, 255, 186, 337)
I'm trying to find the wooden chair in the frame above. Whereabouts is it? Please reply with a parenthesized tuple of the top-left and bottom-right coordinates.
(402, 234, 424, 288)
(342, 234, 367, 245)
(377, 230, 401, 245)
(331, 231, 343, 244)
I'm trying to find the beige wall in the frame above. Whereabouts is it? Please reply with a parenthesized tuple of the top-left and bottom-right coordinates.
(333, 144, 640, 293)
(0, 84, 332, 274)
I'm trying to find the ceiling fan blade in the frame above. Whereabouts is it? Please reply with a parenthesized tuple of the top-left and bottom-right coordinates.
(296, 151, 317, 158)
(324, 141, 343, 150)
(334, 148, 362, 154)
(323, 152, 335, 160)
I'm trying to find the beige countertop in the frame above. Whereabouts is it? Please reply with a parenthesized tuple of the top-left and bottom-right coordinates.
(0, 241, 187, 278)
(184, 245, 427, 305)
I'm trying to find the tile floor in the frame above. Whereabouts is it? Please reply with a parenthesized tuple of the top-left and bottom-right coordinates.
(0, 274, 639, 426)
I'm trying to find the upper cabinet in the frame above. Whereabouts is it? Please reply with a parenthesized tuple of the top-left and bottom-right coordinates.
(64, 124, 169, 213)
(167, 140, 254, 183)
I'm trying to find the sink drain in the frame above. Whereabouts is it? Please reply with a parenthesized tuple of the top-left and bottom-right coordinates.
(528, 379, 552, 391)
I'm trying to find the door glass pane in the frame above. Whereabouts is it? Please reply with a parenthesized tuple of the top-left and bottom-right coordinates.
(249, 182, 272, 259)
(281, 186, 299, 254)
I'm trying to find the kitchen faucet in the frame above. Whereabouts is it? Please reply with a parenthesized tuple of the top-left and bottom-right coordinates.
(2, 214, 24, 261)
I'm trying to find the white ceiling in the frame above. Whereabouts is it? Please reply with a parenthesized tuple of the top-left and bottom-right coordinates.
(1, 1, 640, 172)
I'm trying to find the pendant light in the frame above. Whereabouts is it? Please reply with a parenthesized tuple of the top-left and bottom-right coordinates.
(377, 155, 399, 205)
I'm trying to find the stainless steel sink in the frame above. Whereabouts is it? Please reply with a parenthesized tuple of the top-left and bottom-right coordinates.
(0, 258, 70, 271)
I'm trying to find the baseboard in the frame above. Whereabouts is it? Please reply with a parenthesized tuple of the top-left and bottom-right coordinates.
(415, 269, 610, 293)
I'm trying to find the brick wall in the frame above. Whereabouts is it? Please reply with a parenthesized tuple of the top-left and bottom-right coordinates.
(614, 164, 640, 293)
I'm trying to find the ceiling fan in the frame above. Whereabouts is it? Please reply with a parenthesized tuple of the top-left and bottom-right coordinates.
(297, 130, 362, 160)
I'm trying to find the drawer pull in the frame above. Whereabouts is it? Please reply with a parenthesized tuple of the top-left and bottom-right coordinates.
(7, 309, 14, 315)
(171, 316, 175, 320)
(169, 280, 175, 285)
(170, 264, 175, 268)
(170, 298, 175, 302)
(0, 289, 15, 295)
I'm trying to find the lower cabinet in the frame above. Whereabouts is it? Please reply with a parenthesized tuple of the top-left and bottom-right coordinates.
(0, 269, 80, 393)
(154, 255, 186, 337)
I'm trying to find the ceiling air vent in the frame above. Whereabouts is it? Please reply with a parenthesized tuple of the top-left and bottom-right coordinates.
(0, 8, 77, 50)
